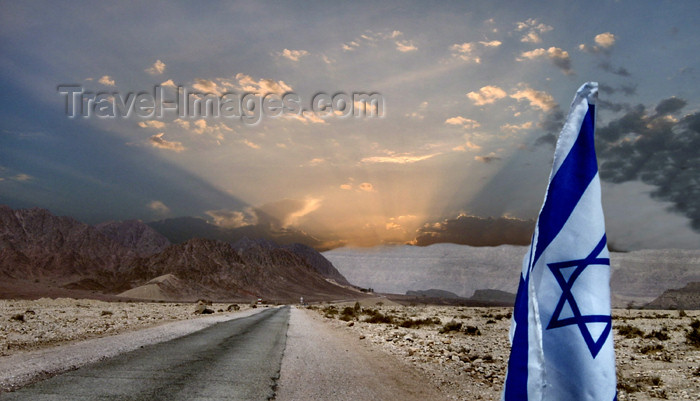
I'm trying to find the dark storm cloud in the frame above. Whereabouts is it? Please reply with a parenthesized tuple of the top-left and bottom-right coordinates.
(533, 107, 565, 147)
(598, 99, 626, 113)
(598, 61, 631, 77)
(654, 97, 687, 115)
(411, 214, 535, 247)
(619, 84, 637, 96)
(599, 83, 637, 97)
(596, 97, 700, 230)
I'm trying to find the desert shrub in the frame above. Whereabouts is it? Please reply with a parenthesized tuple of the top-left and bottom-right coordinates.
(691, 319, 700, 329)
(687, 325, 700, 348)
(617, 324, 644, 338)
(645, 329, 669, 341)
(364, 312, 393, 324)
(639, 344, 664, 354)
(341, 306, 356, 317)
(353, 301, 361, 312)
(486, 319, 496, 324)
(10, 314, 24, 322)
(464, 325, 482, 336)
(439, 321, 462, 333)
(678, 309, 687, 318)
(322, 305, 338, 318)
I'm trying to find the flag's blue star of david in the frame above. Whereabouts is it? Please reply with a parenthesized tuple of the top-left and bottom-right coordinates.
(546, 234, 612, 358)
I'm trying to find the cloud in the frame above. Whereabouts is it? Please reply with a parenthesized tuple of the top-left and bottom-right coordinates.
(598, 61, 630, 76)
(395, 40, 417, 52)
(145, 60, 166, 75)
(98, 75, 115, 86)
(342, 41, 360, 51)
(149, 133, 185, 152)
(479, 40, 502, 47)
(411, 214, 535, 246)
(654, 97, 686, 115)
(161, 79, 177, 88)
(595, 32, 616, 48)
(466, 85, 507, 106)
(361, 151, 440, 164)
(306, 158, 325, 167)
(138, 120, 166, 129)
(278, 48, 309, 61)
(242, 138, 261, 149)
(358, 182, 374, 192)
(452, 140, 481, 152)
(174, 118, 231, 142)
(514, 18, 553, 43)
(579, 32, 616, 54)
(233, 73, 293, 94)
(474, 152, 501, 163)
(206, 207, 258, 228)
(445, 116, 480, 129)
(595, 97, 700, 230)
(12, 173, 32, 181)
(405, 101, 428, 120)
(192, 78, 222, 95)
(510, 86, 557, 111)
(518, 47, 573, 75)
(599, 83, 637, 97)
(148, 200, 170, 214)
(501, 121, 534, 132)
(450, 40, 500, 63)
(256, 198, 322, 228)
(285, 110, 327, 125)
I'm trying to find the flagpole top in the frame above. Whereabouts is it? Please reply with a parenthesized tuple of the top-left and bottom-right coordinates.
(577, 82, 598, 105)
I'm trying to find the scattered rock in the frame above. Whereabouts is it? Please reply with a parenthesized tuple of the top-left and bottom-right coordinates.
(10, 314, 24, 322)
(193, 304, 215, 315)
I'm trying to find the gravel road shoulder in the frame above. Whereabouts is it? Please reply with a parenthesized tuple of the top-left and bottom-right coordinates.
(0, 307, 266, 392)
(275, 306, 448, 401)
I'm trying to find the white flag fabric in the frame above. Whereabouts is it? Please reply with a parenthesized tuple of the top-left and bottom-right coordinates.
(502, 82, 617, 401)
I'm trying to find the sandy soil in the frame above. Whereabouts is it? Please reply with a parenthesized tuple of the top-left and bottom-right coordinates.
(312, 302, 700, 400)
(0, 298, 251, 357)
(2, 298, 699, 400)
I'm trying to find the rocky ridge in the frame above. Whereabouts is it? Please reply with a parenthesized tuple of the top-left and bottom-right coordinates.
(0, 206, 356, 302)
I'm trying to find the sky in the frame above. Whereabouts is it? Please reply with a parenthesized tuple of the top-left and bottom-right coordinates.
(1, 1, 699, 250)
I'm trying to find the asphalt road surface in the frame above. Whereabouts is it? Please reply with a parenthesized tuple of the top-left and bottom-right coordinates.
(0, 306, 290, 401)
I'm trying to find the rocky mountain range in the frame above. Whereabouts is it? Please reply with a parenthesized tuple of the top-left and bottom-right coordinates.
(0, 206, 358, 302)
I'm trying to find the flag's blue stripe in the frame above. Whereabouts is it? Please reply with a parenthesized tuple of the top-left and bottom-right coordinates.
(533, 104, 597, 267)
(504, 274, 529, 400)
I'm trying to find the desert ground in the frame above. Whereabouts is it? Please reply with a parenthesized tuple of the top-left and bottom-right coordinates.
(311, 300, 700, 400)
(1, 298, 699, 400)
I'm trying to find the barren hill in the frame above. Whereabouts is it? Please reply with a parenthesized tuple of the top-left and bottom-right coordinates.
(0, 206, 358, 302)
(645, 282, 700, 310)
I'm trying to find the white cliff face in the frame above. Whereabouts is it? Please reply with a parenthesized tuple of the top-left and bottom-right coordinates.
(325, 244, 700, 307)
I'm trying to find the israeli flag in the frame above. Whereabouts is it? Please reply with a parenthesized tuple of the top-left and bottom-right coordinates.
(502, 82, 617, 401)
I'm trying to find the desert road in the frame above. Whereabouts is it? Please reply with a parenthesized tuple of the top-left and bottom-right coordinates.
(0, 306, 446, 401)
(0, 307, 290, 401)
